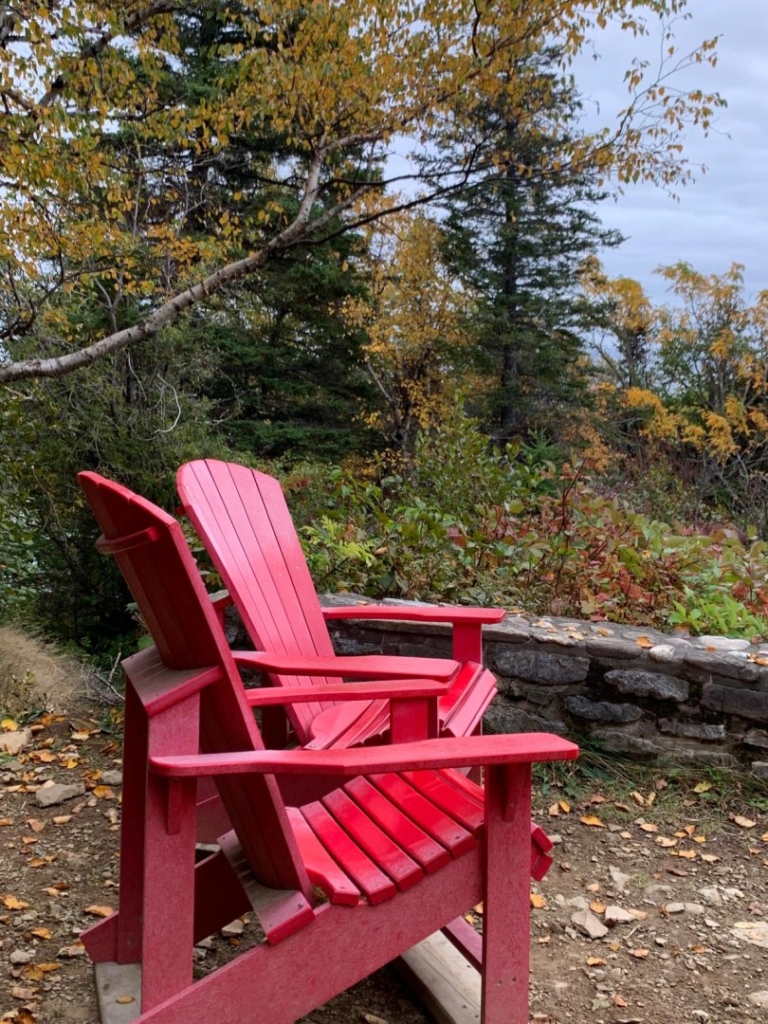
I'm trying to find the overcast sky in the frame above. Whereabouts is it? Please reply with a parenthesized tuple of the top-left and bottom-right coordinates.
(574, 0, 767, 305)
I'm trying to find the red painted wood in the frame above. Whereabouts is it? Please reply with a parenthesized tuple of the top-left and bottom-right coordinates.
(236, 650, 458, 681)
(322, 606, 506, 625)
(401, 770, 484, 834)
(80, 914, 118, 963)
(369, 774, 476, 857)
(177, 459, 503, 749)
(321, 789, 424, 892)
(192, 848, 252, 943)
(79, 473, 314, 897)
(301, 801, 398, 904)
(442, 914, 483, 971)
(78, 470, 579, 1023)
(243, 678, 449, 704)
(481, 763, 531, 1024)
(343, 777, 451, 874)
(287, 808, 361, 906)
(137, 851, 484, 1024)
(150, 731, 578, 778)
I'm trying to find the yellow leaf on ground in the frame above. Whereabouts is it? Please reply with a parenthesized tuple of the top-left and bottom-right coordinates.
(733, 815, 756, 829)
(2, 895, 29, 909)
(93, 786, 115, 800)
(26, 819, 45, 833)
(684, 825, 696, 835)
(589, 901, 606, 915)
(586, 957, 606, 966)
(548, 803, 560, 817)
(1, 718, 19, 731)
(530, 893, 547, 909)
(580, 815, 605, 828)
(632, 948, 649, 958)
(613, 994, 628, 1007)
(30, 928, 51, 940)
(675, 849, 696, 860)
(84, 905, 113, 918)
(639, 823, 658, 833)
(693, 782, 712, 794)
(645, 792, 656, 806)
(558, 800, 571, 813)
(0, 818, 13, 826)
(701, 854, 720, 863)
(636, 636, 653, 648)
(115, 996, 135, 1005)
(692, 835, 707, 844)
(656, 837, 677, 848)
(630, 791, 645, 806)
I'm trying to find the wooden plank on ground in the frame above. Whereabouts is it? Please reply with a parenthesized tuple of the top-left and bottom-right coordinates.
(94, 962, 141, 1024)
(396, 932, 481, 1024)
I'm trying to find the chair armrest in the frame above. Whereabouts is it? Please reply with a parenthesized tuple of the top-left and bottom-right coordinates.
(150, 732, 579, 779)
(322, 605, 506, 625)
(245, 678, 448, 706)
(233, 650, 458, 681)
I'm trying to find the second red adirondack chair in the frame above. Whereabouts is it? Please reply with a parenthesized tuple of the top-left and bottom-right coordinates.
(177, 459, 505, 751)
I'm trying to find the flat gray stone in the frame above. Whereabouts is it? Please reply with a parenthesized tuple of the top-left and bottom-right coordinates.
(665, 902, 686, 914)
(584, 639, 643, 660)
(751, 761, 768, 780)
(609, 866, 631, 892)
(491, 650, 589, 685)
(695, 636, 751, 651)
(747, 991, 768, 1008)
(658, 719, 726, 742)
(743, 729, 768, 748)
(571, 909, 609, 939)
(483, 703, 567, 736)
(603, 906, 635, 925)
(564, 696, 642, 723)
(605, 669, 688, 702)
(683, 651, 760, 683)
(100, 770, 123, 787)
(0, 728, 33, 755)
(702, 684, 768, 722)
(35, 781, 86, 808)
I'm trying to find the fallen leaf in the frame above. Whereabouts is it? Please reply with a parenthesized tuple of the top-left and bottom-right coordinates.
(631, 948, 649, 959)
(635, 636, 653, 648)
(558, 800, 571, 813)
(614, 802, 631, 812)
(580, 815, 605, 828)
(691, 944, 709, 954)
(692, 835, 707, 844)
(30, 928, 51, 940)
(52, 815, 71, 825)
(26, 819, 45, 833)
(1, 718, 19, 731)
(701, 854, 720, 863)
(548, 802, 560, 817)
(684, 825, 696, 836)
(0, 818, 13, 826)
(93, 785, 115, 800)
(473, 902, 484, 914)
(586, 957, 606, 966)
(674, 849, 696, 860)
(2, 895, 29, 910)
(656, 836, 677, 848)
(645, 792, 656, 807)
(69, 731, 90, 742)
(630, 791, 646, 807)
(733, 815, 756, 829)
(620, 831, 632, 840)
(589, 901, 606, 914)
(530, 893, 547, 909)
(693, 782, 712, 794)
(537, 934, 551, 945)
(115, 996, 135, 1005)
(613, 994, 628, 1007)
(639, 823, 658, 833)
(57, 943, 86, 958)
(84, 904, 113, 918)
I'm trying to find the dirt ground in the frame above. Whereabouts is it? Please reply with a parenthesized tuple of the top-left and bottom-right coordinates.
(1, 708, 767, 1024)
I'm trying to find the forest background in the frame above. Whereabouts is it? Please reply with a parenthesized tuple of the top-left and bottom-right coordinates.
(3, 0, 768, 668)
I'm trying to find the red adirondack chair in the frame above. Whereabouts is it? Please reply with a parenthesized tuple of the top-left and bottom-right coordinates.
(177, 459, 505, 750)
(78, 471, 577, 1024)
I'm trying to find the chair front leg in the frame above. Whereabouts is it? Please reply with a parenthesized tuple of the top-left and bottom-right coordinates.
(481, 763, 532, 1024)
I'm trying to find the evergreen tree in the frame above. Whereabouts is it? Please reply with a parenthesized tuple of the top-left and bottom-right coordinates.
(431, 53, 624, 443)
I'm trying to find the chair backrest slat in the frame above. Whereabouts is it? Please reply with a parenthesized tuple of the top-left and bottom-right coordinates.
(178, 460, 338, 737)
(78, 471, 311, 896)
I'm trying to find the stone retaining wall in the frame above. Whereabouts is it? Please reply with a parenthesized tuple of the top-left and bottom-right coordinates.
(322, 595, 768, 775)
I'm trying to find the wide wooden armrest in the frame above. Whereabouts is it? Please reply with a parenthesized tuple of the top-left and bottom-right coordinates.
(245, 678, 448, 706)
(322, 604, 506, 625)
(150, 732, 579, 778)
(233, 650, 458, 681)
